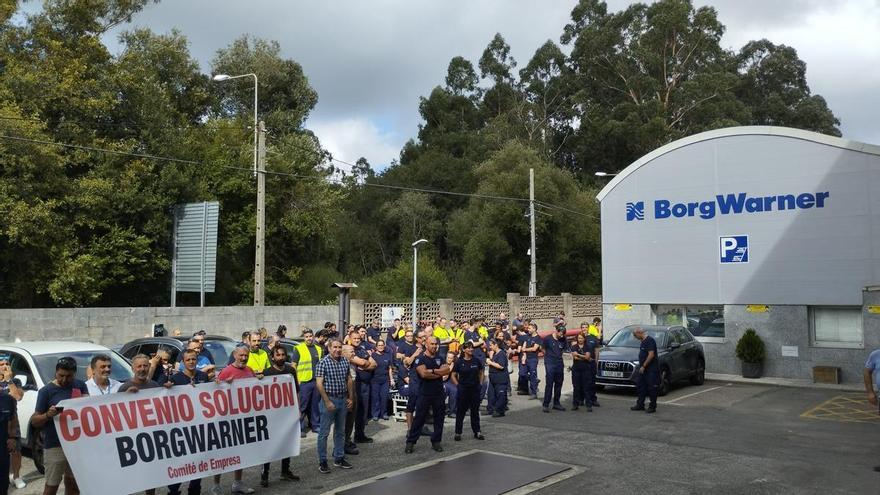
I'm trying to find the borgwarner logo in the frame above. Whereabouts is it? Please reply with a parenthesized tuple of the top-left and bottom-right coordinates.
(626, 201, 644, 221)
(625, 191, 829, 221)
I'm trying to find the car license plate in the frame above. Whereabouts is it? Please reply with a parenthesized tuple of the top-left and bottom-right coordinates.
(602, 370, 624, 378)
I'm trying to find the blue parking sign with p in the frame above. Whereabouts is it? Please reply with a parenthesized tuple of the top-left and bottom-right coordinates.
(720, 235, 748, 263)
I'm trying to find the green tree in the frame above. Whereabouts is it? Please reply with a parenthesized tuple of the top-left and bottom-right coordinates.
(562, 0, 748, 176)
(735, 39, 840, 135)
(448, 142, 600, 297)
(356, 254, 452, 302)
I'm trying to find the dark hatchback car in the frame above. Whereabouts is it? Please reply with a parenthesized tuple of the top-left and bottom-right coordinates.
(119, 335, 237, 370)
(596, 325, 706, 396)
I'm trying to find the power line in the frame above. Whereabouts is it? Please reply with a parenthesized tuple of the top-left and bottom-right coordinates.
(0, 134, 203, 165)
(0, 132, 594, 218)
(0, 115, 249, 131)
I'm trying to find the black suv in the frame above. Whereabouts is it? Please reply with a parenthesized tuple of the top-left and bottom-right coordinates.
(119, 335, 237, 371)
(596, 325, 706, 396)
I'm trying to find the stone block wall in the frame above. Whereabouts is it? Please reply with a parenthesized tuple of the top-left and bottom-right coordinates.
(0, 306, 337, 347)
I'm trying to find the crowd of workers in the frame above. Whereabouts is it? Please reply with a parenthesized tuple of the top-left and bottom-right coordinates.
(7, 312, 629, 495)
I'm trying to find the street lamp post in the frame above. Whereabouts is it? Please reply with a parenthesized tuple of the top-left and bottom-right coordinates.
(212, 73, 258, 176)
(212, 73, 265, 306)
(411, 239, 428, 329)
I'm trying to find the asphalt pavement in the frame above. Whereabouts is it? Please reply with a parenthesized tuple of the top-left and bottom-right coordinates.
(10, 363, 878, 495)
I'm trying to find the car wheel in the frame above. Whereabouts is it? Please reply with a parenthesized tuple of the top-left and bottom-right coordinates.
(690, 359, 706, 386)
(658, 368, 671, 397)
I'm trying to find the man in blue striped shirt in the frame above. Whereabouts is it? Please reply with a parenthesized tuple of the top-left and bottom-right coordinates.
(315, 340, 355, 474)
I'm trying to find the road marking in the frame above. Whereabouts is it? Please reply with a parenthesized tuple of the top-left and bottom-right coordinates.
(661, 384, 729, 404)
(801, 393, 880, 423)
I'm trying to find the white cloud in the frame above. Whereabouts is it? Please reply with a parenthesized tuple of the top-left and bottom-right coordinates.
(88, 0, 880, 157)
(712, 0, 880, 143)
(309, 118, 402, 173)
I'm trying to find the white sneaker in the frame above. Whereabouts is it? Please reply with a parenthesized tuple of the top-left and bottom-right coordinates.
(231, 481, 254, 494)
(210, 485, 223, 495)
(13, 478, 26, 489)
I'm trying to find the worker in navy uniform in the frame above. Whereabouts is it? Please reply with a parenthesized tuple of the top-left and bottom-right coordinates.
(402, 331, 425, 430)
(442, 352, 457, 418)
(522, 323, 541, 399)
(163, 349, 211, 495)
(631, 327, 659, 413)
(461, 320, 488, 408)
(452, 341, 485, 440)
(404, 336, 451, 453)
(348, 333, 376, 444)
(514, 325, 529, 395)
(542, 325, 568, 412)
(0, 391, 17, 495)
(570, 333, 593, 412)
(370, 339, 394, 420)
(486, 339, 509, 417)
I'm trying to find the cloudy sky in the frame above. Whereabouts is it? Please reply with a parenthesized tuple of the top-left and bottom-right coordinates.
(103, 0, 880, 170)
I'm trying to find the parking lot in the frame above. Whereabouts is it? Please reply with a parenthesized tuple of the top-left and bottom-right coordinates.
(10, 370, 878, 495)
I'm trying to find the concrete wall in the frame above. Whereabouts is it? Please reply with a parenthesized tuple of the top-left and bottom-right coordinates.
(0, 306, 337, 347)
(603, 299, 878, 384)
(602, 304, 655, 337)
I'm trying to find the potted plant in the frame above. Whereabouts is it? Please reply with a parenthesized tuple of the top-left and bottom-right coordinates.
(735, 328, 766, 378)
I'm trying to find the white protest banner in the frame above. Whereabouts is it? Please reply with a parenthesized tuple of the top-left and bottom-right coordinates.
(56, 376, 300, 495)
(381, 307, 403, 328)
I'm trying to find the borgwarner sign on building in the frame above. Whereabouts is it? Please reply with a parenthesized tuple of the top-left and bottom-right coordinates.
(598, 126, 880, 307)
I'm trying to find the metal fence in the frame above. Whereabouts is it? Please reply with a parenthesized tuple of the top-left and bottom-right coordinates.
(359, 294, 602, 325)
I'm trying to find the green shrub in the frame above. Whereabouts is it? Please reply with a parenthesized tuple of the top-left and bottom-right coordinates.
(735, 328, 766, 363)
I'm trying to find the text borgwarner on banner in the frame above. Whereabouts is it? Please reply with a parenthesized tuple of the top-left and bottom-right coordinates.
(55, 376, 300, 495)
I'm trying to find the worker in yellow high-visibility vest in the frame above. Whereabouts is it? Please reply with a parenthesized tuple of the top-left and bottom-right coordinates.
(291, 329, 324, 438)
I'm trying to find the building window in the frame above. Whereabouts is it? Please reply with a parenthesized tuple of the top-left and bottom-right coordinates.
(655, 305, 724, 338)
(811, 307, 863, 348)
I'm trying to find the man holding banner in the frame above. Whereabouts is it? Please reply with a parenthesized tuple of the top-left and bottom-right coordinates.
(163, 349, 210, 495)
(211, 344, 257, 494)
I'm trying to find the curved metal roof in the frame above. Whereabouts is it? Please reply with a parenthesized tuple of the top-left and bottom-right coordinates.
(596, 126, 880, 202)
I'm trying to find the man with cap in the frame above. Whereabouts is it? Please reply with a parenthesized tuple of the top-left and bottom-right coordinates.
(542, 325, 568, 412)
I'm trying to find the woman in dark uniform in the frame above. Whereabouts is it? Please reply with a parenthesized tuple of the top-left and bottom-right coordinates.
(370, 339, 394, 420)
(451, 341, 485, 441)
(570, 333, 592, 412)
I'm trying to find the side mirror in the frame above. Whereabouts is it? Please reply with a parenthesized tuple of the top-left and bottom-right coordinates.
(669, 342, 682, 350)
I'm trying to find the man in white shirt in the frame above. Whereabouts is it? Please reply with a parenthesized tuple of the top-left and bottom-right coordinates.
(84, 354, 121, 396)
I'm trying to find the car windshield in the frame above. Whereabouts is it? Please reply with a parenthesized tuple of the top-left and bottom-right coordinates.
(607, 328, 667, 348)
(33, 351, 133, 384)
(203, 339, 236, 368)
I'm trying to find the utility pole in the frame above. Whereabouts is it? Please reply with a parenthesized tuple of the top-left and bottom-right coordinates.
(254, 120, 266, 306)
(529, 168, 537, 296)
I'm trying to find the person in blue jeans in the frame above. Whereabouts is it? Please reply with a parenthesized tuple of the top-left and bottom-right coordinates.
(315, 340, 355, 474)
